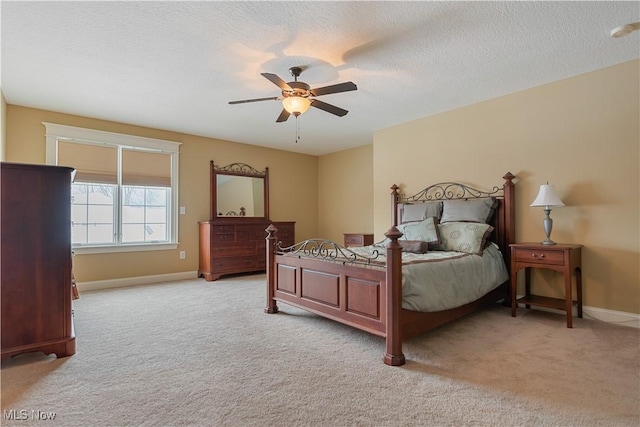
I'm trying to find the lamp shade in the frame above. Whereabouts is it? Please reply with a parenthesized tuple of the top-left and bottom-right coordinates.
(530, 184, 565, 208)
(282, 96, 311, 115)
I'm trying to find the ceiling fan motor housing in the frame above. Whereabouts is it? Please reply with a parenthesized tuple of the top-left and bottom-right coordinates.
(283, 81, 311, 98)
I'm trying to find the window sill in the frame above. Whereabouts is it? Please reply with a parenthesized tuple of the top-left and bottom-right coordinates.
(72, 243, 179, 255)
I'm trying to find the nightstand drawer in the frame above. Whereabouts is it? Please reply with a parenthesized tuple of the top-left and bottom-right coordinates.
(514, 248, 564, 266)
(345, 235, 364, 246)
(343, 233, 374, 247)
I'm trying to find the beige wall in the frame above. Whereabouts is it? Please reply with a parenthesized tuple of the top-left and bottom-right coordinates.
(318, 144, 373, 243)
(5, 105, 318, 282)
(5, 60, 638, 314)
(371, 60, 639, 314)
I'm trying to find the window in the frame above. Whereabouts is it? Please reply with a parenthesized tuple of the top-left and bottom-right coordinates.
(45, 123, 180, 254)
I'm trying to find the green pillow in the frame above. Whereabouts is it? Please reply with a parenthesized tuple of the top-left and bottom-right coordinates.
(397, 216, 441, 246)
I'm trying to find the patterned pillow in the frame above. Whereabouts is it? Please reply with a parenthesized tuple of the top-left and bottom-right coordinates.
(434, 222, 494, 255)
(397, 216, 441, 246)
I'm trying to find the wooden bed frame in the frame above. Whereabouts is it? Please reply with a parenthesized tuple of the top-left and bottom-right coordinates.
(265, 173, 515, 366)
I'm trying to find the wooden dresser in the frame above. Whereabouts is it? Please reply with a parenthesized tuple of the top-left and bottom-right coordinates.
(1, 162, 76, 360)
(198, 219, 295, 281)
(198, 161, 295, 281)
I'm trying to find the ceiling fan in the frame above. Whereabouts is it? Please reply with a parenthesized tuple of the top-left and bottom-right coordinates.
(229, 67, 357, 122)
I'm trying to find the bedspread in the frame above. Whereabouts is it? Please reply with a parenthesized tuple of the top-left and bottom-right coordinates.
(347, 243, 509, 312)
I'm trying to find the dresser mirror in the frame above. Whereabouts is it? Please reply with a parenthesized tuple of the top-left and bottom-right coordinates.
(210, 161, 269, 220)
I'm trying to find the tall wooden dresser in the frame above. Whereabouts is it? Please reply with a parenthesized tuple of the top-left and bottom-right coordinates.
(1, 162, 76, 360)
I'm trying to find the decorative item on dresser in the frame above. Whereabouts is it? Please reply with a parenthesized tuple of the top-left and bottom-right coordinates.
(343, 233, 374, 247)
(1, 162, 76, 361)
(198, 161, 295, 281)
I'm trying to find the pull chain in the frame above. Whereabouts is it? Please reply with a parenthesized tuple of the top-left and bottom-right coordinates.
(295, 114, 301, 143)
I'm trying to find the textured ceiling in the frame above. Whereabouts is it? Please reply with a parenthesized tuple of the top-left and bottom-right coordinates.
(2, 1, 639, 156)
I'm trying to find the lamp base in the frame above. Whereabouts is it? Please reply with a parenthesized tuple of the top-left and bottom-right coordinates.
(540, 209, 557, 246)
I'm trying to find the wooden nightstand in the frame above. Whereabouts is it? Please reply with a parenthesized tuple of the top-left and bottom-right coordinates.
(510, 243, 583, 328)
(343, 233, 374, 247)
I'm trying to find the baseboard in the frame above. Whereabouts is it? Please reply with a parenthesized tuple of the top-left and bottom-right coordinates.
(514, 295, 640, 328)
(77, 271, 199, 292)
(582, 306, 640, 328)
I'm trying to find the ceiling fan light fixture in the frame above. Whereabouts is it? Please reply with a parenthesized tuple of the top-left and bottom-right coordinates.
(610, 22, 640, 38)
(282, 96, 311, 116)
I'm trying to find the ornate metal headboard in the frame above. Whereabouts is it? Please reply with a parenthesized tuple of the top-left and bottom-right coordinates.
(391, 172, 516, 262)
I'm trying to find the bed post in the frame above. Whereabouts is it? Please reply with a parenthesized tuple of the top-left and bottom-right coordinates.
(391, 184, 400, 226)
(265, 224, 279, 314)
(502, 172, 516, 272)
(384, 185, 406, 366)
(502, 172, 516, 305)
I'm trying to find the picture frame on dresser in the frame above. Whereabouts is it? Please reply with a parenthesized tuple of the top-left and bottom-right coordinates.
(198, 161, 295, 281)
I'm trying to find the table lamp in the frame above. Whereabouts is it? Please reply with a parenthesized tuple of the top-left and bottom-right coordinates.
(530, 183, 565, 245)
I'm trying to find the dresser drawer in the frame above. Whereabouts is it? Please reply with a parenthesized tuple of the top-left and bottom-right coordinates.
(211, 256, 257, 270)
(236, 227, 265, 241)
(211, 225, 236, 243)
(272, 222, 295, 246)
(212, 225, 235, 234)
(251, 227, 271, 240)
(276, 228, 294, 238)
(211, 242, 257, 257)
(212, 233, 235, 242)
(276, 231, 294, 244)
(514, 248, 564, 266)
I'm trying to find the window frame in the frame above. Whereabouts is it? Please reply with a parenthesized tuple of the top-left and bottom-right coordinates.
(44, 122, 180, 254)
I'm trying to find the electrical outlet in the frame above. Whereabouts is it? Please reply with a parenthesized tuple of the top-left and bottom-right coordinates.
(179, 206, 186, 215)
(179, 250, 186, 259)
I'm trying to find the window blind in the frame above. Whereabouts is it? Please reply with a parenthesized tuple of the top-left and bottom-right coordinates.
(122, 150, 171, 187)
(58, 141, 117, 184)
(58, 141, 171, 187)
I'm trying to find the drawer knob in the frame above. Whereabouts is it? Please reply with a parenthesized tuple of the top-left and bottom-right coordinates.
(540, 254, 545, 258)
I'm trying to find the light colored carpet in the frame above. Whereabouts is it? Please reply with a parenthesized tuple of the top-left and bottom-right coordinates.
(1, 274, 638, 426)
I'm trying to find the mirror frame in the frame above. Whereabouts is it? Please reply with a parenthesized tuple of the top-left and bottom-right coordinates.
(210, 161, 269, 221)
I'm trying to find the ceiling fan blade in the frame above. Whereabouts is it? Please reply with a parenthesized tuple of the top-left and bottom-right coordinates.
(310, 82, 357, 97)
(310, 99, 348, 117)
(261, 73, 292, 91)
(229, 96, 279, 105)
(276, 109, 291, 122)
